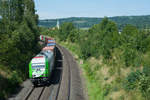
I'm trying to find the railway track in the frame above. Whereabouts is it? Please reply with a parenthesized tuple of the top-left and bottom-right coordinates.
(56, 45, 72, 100)
(62, 47, 71, 100)
(56, 45, 85, 100)
(9, 45, 85, 100)
(24, 86, 45, 100)
(23, 87, 35, 100)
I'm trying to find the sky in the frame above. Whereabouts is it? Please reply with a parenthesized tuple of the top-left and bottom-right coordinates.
(34, 0, 150, 19)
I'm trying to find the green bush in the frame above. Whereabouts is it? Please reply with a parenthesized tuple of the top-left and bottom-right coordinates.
(0, 72, 22, 99)
(123, 70, 141, 91)
(123, 67, 150, 99)
(108, 67, 116, 76)
(119, 95, 125, 100)
(94, 64, 101, 71)
(9, 71, 22, 86)
(103, 84, 112, 96)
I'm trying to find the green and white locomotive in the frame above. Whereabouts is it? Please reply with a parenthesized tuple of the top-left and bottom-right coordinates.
(29, 50, 55, 86)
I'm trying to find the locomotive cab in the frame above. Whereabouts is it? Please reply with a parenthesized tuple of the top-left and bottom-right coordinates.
(29, 51, 54, 86)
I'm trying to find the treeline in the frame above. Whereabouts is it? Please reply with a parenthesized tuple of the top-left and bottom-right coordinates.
(0, 0, 39, 99)
(39, 15, 150, 29)
(42, 17, 150, 99)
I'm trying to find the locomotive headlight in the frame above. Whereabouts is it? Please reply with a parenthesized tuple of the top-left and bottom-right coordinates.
(41, 73, 45, 76)
(43, 78, 47, 81)
(32, 75, 36, 78)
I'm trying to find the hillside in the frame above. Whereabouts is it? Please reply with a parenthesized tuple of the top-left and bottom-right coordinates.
(40, 17, 150, 100)
(38, 15, 150, 29)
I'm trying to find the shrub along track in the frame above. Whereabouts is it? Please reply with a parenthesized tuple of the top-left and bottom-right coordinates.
(9, 45, 85, 100)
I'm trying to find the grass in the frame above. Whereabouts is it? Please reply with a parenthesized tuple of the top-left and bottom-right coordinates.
(81, 61, 104, 100)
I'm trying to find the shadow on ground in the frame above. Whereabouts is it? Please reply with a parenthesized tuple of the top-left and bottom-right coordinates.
(50, 47, 63, 85)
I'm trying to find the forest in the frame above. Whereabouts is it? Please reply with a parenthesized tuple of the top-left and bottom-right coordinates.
(39, 15, 150, 29)
(0, 0, 40, 99)
(41, 17, 150, 100)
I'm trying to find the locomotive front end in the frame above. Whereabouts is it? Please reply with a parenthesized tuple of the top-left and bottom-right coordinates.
(29, 56, 48, 85)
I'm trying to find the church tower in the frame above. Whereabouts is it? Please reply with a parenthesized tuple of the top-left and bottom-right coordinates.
(56, 20, 60, 29)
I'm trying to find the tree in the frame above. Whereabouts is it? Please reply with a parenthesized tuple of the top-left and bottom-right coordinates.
(58, 22, 75, 41)
(0, 0, 40, 74)
(120, 25, 150, 67)
(83, 17, 119, 59)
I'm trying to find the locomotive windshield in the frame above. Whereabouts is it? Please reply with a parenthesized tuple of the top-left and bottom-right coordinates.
(32, 63, 45, 69)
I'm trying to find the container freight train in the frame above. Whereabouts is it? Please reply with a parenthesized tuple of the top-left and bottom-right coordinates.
(29, 35, 56, 86)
